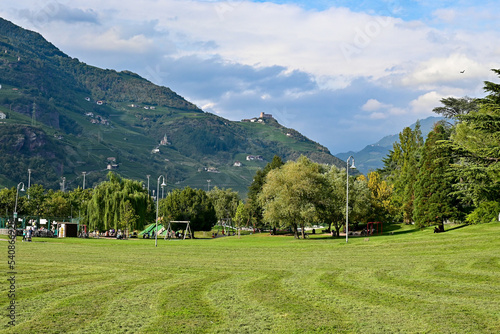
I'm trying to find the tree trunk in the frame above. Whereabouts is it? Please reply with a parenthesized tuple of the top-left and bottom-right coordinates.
(301, 225, 305, 239)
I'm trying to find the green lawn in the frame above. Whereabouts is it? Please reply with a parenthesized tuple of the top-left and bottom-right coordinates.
(1, 223, 500, 333)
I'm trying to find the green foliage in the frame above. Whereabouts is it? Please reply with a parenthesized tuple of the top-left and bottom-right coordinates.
(159, 187, 216, 234)
(466, 201, 500, 224)
(382, 123, 423, 223)
(259, 156, 326, 238)
(85, 172, 153, 231)
(247, 155, 284, 227)
(413, 123, 459, 229)
(234, 201, 251, 228)
(207, 186, 240, 222)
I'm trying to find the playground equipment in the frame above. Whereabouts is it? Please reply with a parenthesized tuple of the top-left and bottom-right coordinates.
(362, 222, 383, 236)
(164, 221, 191, 240)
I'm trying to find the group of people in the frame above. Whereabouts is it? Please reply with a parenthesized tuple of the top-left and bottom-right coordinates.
(22, 225, 34, 242)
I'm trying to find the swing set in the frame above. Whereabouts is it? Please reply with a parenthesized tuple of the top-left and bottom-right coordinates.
(164, 221, 192, 240)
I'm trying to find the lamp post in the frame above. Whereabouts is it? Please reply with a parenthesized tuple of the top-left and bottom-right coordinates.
(27, 169, 31, 199)
(207, 179, 211, 192)
(82, 172, 86, 190)
(346, 156, 356, 243)
(155, 175, 166, 247)
(61, 177, 66, 193)
(14, 182, 25, 220)
(146, 175, 150, 195)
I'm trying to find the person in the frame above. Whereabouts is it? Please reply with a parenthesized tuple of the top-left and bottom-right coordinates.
(27, 226, 32, 242)
(22, 228, 26, 242)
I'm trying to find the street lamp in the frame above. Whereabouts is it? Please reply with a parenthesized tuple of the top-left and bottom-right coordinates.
(14, 182, 25, 220)
(155, 175, 167, 247)
(82, 172, 86, 190)
(61, 177, 66, 192)
(27, 169, 31, 199)
(207, 179, 211, 192)
(346, 156, 356, 243)
(146, 175, 150, 195)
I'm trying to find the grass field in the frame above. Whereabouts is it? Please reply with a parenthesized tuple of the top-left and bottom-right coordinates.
(1, 223, 500, 333)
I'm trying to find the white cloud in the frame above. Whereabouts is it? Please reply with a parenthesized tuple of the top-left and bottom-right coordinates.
(362, 99, 389, 111)
(409, 91, 443, 116)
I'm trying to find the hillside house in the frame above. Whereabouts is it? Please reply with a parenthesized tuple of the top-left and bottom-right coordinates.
(246, 155, 264, 161)
(260, 112, 273, 119)
(96, 100, 103, 106)
(0, 112, 6, 119)
(233, 161, 242, 167)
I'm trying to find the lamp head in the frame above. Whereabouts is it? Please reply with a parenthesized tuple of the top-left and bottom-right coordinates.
(20, 185, 25, 192)
(161, 181, 167, 187)
(350, 160, 356, 169)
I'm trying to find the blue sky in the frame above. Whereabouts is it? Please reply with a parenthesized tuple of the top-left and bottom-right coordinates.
(2, 1, 500, 153)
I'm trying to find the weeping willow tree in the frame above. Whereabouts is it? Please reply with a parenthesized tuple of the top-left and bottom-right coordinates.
(84, 172, 153, 231)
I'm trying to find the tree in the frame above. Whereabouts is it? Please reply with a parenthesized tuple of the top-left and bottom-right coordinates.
(432, 96, 479, 118)
(159, 187, 216, 237)
(25, 184, 46, 216)
(207, 187, 240, 224)
(247, 155, 284, 228)
(413, 123, 459, 231)
(120, 200, 139, 235)
(234, 201, 251, 236)
(42, 190, 71, 218)
(85, 172, 153, 231)
(441, 69, 500, 220)
(321, 166, 371, 237)
(382, 123, 423, 223)
(365, 171, 394, 222)
(259, 156, 325, 239)
(320, 166, 346, 237)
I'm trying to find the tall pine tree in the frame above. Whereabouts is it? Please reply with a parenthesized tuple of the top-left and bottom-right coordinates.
(413, 123, 458, 231)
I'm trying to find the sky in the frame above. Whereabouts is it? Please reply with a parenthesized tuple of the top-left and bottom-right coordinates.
(1, 0, 500, 153)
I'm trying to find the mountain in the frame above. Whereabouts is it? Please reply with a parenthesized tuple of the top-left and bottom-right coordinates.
(336, 116, 444, 175)
(0, 18, 344, 196)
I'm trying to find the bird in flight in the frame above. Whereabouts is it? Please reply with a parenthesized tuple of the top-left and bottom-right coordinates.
(460, 70, 465, 73)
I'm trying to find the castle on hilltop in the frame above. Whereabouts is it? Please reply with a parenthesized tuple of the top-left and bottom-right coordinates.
(242, 112, 274, 123)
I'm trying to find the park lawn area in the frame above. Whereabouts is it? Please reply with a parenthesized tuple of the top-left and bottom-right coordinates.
(1, 223, 500, 333)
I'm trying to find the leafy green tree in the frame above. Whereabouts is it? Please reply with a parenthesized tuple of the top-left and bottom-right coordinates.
(159, 187, 216, 237)
(42, 190, 71, 218)
(320, 166, 346, 236)
(234, 201, 251, 228)
(120, 200, 139, 234)
(440, 70, 500, 220)
(85, 172, 153, 231)
(259, 156, 325, 239)
(350, 176, 372, 225)
(0, 187, 27, 217)
(364, 171, 394, 222)
(26, 184, 46, 216)
(207, 187, 240, 224)
(247, 155, 284, 228)
(382, 123, 423, 223)
(413, 123, 459, 231)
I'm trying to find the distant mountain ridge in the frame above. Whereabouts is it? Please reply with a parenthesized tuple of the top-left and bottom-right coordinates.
(336, 116, 444, 174)
(0, 17, 343, 195)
